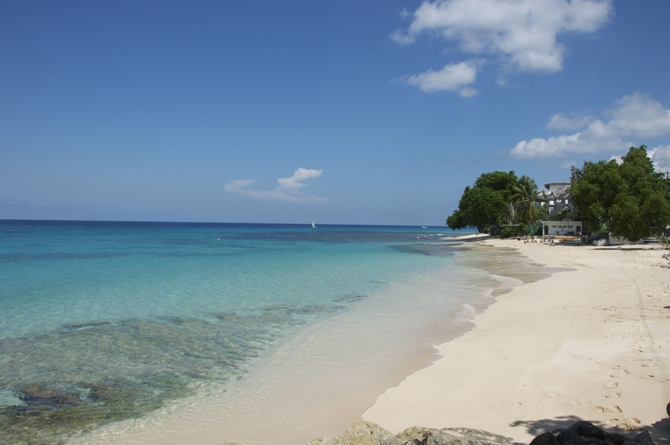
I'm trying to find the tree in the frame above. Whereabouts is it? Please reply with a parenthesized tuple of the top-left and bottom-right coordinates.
(508, 175, 541, 224)
(447, 171, 518, 232)
(570, 146, 670, 242)
(550, 208, 579, 221)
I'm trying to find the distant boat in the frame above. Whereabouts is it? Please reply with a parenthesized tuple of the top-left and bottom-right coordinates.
(421, 226, 428, 229)
(312, 221, 316, 229)
(6, 230, 14, 233)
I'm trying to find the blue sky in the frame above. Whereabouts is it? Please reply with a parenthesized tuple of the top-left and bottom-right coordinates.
(2, 0, 669, 225)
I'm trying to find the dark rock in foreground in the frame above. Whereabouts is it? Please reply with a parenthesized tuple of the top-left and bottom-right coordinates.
(221, 420, 522, 445)
(220, 420, 654, 445)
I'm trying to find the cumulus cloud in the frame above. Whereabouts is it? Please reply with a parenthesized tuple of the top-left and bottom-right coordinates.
(393, 0, 612, 72)
(648, 145, 670, 174)
(606, 95, 670, 137)
(547, 113, 597, 130)
(405, 60, 478, 96)
(510, 93, 670, 158)
(224, 168, 326, 204)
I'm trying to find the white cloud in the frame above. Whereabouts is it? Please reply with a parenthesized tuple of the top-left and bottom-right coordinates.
(607, 94, 670, 137)
(648, 145, 670, 173)
(510, 93, 670, 158)
(224, 168, 326, 204)
(560, 160, 577, 170)
(405, 60, 478, 96)
(607, 154, 624, 165)
(393, 0, 612, 72)
(458, 86, 478, 98)
(546, 113, 596, 130)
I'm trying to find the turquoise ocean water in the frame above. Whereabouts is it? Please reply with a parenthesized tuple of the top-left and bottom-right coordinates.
(0, 220, 481, 444)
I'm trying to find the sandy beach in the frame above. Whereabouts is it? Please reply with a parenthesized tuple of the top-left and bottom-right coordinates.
(364, 238, 670, 444)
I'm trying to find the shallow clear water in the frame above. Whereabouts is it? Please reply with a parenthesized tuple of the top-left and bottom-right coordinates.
(0, 220, 474, 444)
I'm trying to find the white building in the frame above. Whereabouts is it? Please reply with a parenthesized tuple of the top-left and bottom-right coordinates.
(540, 220, 582, 236)
(536, 182, 574, 218)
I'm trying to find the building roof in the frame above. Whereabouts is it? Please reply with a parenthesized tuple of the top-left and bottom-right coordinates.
(543, 182, 571, 191)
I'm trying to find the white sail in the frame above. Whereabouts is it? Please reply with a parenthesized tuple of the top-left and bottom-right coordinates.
(312, 221, 316, 228)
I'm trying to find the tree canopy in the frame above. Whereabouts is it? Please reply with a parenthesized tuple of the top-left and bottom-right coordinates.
(508, 175, 541, 225)
(447, 171, 518, 232)
(570, 146, 670, 242)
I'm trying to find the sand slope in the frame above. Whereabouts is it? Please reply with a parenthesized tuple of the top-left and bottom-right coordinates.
(364, 239, 670, 444)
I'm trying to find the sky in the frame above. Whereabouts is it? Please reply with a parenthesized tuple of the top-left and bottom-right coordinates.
(1, 0, 670, 226)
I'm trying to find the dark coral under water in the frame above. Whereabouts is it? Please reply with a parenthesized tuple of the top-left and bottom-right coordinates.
(0, 303, 344, 445)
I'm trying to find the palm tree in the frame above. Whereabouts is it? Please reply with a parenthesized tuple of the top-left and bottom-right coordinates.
(508, 176, 541, 224)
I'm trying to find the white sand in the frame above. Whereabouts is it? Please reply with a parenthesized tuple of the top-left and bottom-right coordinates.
(364, 239, 670, 443)
(443, 233, 491, 241)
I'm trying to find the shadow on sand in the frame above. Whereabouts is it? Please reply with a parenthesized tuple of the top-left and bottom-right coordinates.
(650, 419, 670, 445)
(510, 416, 603, 438)
(510, 416, 670, 445)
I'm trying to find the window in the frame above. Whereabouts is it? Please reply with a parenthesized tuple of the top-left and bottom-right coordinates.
(549, 200, 555, 205)
(565, 199, 569, 204)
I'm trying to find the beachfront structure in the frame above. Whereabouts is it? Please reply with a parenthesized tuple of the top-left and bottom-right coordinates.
(536, 182, 574, 218)
(540, 220, 582, 236)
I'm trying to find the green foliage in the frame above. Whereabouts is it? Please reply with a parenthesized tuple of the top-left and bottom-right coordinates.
(474, 171, 519, 196)
(571, 146, 670, 242)
(536, 204, 549, 221)
(550, 208, 579, 221)
(499, 225, 532, 238)
(508, 175, 542, 224)
(447, 171, 518, 232)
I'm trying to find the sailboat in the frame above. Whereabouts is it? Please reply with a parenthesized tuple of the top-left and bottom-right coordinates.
(311, 221, 316, 229)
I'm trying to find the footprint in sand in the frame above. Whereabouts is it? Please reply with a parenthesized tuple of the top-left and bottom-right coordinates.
(605, 382, 619, 388)
(610, 418, 642, 431)
(641, 363, 657, 367)
(593, 405, 623, 414)
(605, 392, 621, 399)
(640, 375, 655, 379)
(610, 370, 629, 378)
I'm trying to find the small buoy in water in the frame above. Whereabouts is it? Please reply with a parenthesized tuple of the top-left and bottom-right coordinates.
(217, 238, 220, 241)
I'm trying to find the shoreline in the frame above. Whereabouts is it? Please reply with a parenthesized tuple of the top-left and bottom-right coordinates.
(65, 238, 670, 445)
(364, 239, 670, 444)
(67, 242, 514, 445)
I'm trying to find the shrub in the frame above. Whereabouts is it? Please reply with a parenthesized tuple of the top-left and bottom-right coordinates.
(500, 225, 531, 238)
